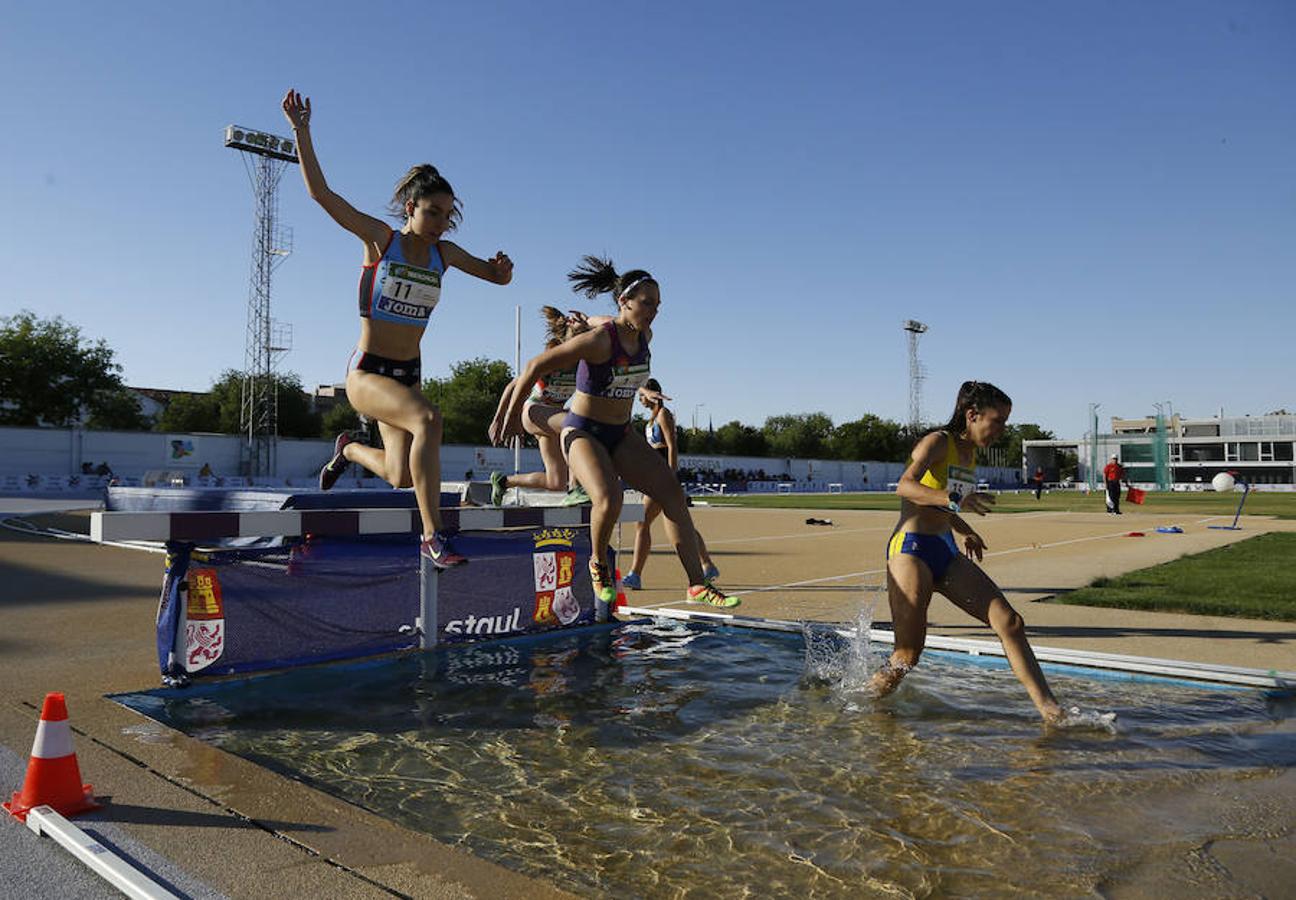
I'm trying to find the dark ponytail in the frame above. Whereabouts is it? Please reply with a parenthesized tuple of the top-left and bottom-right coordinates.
(539, 306, 568, 349)
(567, 255, 656, 308)
(944, 381, 1012, 436)
(388, 164, 462, 229)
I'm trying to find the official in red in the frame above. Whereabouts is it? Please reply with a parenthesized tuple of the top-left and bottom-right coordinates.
(1103, 454, 1129, 514)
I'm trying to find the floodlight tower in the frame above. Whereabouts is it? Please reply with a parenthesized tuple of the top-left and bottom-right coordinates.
(224, 125, 297, 477)
(903, 320, 929, 431)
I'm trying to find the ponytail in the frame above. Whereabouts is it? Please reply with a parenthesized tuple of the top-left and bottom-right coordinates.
(567, 255, 656, 308)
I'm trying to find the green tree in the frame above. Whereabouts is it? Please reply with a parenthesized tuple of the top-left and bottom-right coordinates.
(983, 423, 1055, 470)
(0, 310, 148, 428)
(762, 412, 834, 459)
(155, 391, 223, 433)
(714, 420, 768, 457)
(828, 414, 906, 461)
(423, 358, 514, 445)
(153, 369, 321, 438)
(84, 389, 152, 431)
(321, 401, 361, 437)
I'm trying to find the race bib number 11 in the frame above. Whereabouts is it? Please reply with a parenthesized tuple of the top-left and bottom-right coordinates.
(381, 263, 441, 316)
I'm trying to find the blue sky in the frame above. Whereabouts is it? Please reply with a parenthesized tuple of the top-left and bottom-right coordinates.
(2, 1, 1292, 438)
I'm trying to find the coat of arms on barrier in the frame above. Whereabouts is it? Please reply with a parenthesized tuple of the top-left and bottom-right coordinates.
(184, 568, 225, 672)
(532, 528, 579, 626)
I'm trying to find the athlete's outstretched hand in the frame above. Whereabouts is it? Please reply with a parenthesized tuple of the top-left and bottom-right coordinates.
(638, 386, 673, 405)
(282, 89, 311, 131)
(960, 492, 996, 516)
(489, 252, 514, 284)
(963, 531, 987, 562)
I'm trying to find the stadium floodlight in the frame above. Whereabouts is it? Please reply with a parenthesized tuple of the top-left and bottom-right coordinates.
(224, 125, 298, 163)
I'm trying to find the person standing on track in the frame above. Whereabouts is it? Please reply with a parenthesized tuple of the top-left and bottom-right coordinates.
(283, 89, 513, 568)
(1103, 454, 1129, 515)
(871, 380, 1064, 723)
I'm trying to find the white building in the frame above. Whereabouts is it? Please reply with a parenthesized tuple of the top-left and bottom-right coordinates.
(1023, 413, 1296, 489)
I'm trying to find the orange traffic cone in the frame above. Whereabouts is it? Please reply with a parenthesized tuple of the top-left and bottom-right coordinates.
(613, 569, 628, 611)
(4, 692, 100, 822)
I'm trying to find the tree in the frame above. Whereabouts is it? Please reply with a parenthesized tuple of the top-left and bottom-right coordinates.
(153, 369, 321, 438)
(828, 414, 906, 461)
(714, 420, 768, 457)
(84, 389, 152, 431)
(762, 412, 834, 459)
(986, 423, 1055, 470)
(0, 310, 148, 428)
(423, 358, 514, 445)
(321, 401, 361, 437)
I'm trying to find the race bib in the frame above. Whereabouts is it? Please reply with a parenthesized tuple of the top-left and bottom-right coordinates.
(947, 464, 977, 504)
(374, 262, 441, 323)
(604, 363, 651, 400)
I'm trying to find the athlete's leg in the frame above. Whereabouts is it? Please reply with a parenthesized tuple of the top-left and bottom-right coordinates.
(561, 428, 622, 568)
(629, 496, 662, 577)
(344, 421, 412, 487)
(613, 432, 706, 586)
(345, 370, 444, 536)
(869, 553, 933, 697)
(938, 556, 1062, 721)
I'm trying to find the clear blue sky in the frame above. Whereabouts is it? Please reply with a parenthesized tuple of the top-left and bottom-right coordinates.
(3, 1, 1292, 438)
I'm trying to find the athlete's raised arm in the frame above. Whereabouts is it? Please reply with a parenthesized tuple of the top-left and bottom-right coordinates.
(439, 241, 513, 285)
(281, 89, 389, 247)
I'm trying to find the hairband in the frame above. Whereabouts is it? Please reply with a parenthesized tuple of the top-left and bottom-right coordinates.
(617, 276, 652, 301)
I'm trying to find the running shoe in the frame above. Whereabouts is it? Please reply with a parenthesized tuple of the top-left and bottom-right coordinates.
(319, 432, 357, 491)
(702, 563, 720, 582)
(686, 584, 739, 608)
(621, 571, 643, 590)
(490, 471, 507, 506)
(561, 483, 591, 506)
(588, 559, 617, 603)
(420, 530, 468, 569)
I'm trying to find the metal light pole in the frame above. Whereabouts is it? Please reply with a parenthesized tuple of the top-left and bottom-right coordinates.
(1087, 402, 1102, 491)
(225, 125, 297, 477)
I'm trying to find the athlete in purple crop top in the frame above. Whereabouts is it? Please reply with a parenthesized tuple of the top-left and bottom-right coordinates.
(281, 89, 513, 568)
(497, 256, 737, 610)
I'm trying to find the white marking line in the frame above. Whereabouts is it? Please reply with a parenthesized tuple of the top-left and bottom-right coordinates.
(633, 524, 1152, 608)
(704, 525, 891, 546)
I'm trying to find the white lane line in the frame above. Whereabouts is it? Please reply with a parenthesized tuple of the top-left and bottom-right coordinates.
(632, 524, 1149, 607)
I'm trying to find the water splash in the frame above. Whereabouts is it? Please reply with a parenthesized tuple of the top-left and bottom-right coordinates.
(1054, 706, 1119, 734)
(802, 595, 878, 694)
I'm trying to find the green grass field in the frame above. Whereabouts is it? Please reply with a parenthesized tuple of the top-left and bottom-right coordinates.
(703, 489, 1296, 519)
(1049, 532, 1296, 621)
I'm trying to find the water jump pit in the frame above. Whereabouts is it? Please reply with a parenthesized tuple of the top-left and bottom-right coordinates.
(92, 489, 1295, 897)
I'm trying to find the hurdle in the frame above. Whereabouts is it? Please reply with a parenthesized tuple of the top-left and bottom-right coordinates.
(90, 502, 643, 683)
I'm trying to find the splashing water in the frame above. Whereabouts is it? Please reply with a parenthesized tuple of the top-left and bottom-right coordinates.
(802, 593, 878, 696)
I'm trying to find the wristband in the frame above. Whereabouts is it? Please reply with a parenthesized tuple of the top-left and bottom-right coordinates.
(947, 491, 962, 513)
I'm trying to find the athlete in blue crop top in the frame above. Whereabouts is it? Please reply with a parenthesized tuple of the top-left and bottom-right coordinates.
(875, 380, 1067, 724)
(497, 255, 736, 610)
(282, 89, 512, 569)
(621, 379, 720, 592)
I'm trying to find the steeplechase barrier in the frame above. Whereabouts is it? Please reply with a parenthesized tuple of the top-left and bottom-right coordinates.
(90, 499, 643, 686)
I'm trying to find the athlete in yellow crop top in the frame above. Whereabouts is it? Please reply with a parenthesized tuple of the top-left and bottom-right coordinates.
(874, 381, 1065, 724)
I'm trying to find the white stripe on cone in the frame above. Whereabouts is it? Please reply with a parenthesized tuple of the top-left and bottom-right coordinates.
(31, 719, 76, 760)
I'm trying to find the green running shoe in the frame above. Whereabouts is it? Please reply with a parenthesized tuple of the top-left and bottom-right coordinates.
(686, 584, 739, 608)
(489, 471, 507, 506)
(561, 483, 591, 506)
(588, 559, 616, 604)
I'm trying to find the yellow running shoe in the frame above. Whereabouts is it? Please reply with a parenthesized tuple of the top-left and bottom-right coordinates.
(686, 584, 739, 608)
(589, 559, 616, 604)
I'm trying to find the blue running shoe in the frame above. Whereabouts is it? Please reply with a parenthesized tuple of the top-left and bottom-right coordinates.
(621, 572, 642, 590)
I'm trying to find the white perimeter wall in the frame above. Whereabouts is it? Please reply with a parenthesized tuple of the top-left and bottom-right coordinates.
(0, 427, 1019, 490)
